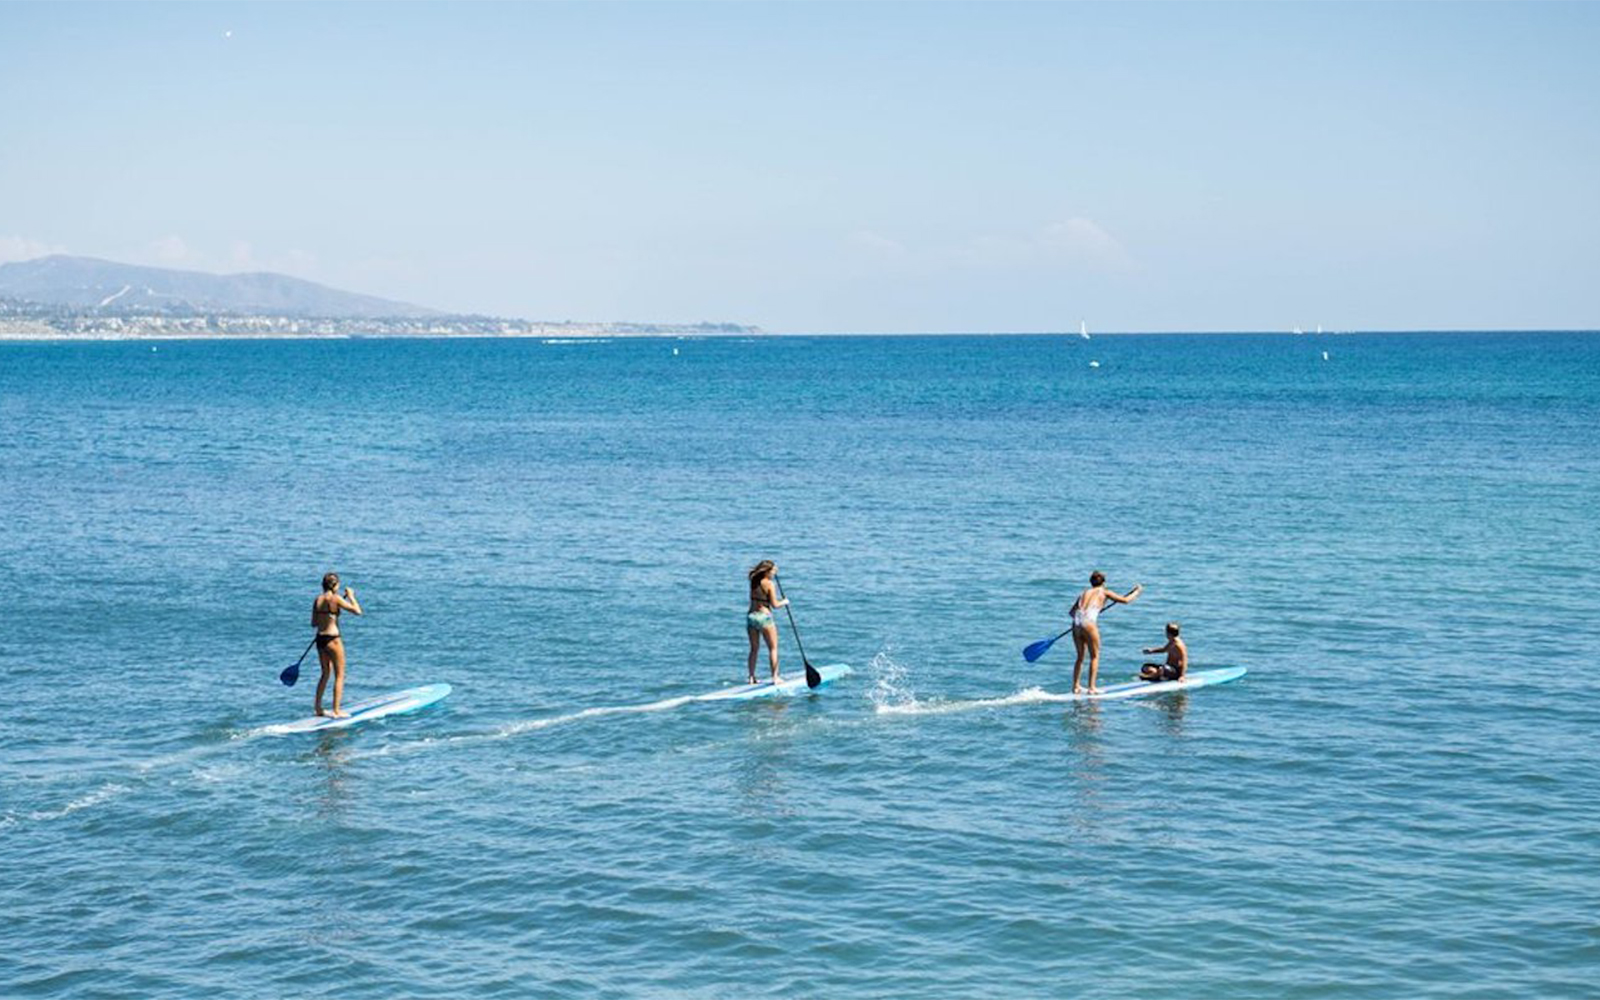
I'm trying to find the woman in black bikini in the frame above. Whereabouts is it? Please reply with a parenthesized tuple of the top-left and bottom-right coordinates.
(311, 572, 363, 718)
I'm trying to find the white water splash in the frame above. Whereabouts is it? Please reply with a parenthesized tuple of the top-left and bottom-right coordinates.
(866, 646, 918, 712)
(866, 645, 1075, 716)
(874, 686, 1070, 717)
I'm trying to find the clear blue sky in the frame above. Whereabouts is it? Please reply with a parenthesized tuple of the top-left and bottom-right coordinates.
(2, 2, 1596, 332)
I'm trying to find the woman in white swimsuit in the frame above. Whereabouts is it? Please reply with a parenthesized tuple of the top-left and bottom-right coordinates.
(1070, 570, 1142, 694)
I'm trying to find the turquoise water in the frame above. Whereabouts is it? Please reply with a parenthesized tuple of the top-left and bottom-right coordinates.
(3, 332, 1598, 998)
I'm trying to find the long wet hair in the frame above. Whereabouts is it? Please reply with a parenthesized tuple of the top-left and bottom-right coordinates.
(748, 560, 775, 592)
(322, 572, 340, 593)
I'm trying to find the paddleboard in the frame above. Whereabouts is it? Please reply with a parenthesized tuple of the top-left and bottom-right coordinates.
(263, 683, 452, 734)
(697, 663, 852, 702)
(1052, 666, 1246, 702)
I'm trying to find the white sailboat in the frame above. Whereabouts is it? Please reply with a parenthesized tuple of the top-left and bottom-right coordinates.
(1080, 319, 1090, 340)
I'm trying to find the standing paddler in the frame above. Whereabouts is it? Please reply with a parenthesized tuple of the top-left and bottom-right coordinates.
(745, 560, 790, 684)
(1069, 571, 1142, 694)
(311, 572, 363, 718)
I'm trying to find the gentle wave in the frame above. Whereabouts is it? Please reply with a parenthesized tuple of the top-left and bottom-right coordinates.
(18, 782, 130, 823)
(874, 686, 1067, 716)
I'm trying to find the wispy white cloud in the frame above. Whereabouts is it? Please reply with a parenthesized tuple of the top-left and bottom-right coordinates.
(843, 217, 1136, 275)
(1035, 217, 1135, 271)
(0, 235, 67, 264)
(958, 218, 1134, 272)
(148, 235, 192, 264)
(846, 230, 909, 258)
(135, 237, 321, 278)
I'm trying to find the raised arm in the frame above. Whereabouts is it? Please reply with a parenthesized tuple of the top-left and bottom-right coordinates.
(337, 587, 364, 615)
(1106, 583, 1143, 604)
(765, 579, 789, 609)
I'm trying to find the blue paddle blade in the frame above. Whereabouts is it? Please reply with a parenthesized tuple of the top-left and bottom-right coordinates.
(280, 663, 300, 687)
(1022, 637, 1056, 662)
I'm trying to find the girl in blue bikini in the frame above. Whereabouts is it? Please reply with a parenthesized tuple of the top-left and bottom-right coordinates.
(746, 560, 790, 684)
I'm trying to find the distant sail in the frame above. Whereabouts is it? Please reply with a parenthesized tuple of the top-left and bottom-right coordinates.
(1080, 319, 1090, 340)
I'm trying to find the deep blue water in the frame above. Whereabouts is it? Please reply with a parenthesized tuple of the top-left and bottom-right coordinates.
(3, 332, 1598, 998)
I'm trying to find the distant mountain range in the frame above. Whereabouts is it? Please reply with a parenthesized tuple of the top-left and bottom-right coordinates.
(0, 255, 437, 318)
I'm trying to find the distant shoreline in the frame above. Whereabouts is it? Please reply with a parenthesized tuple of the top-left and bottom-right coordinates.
(0, 321, 765, 342)
(1, 327, 1593, 342)
(0, 328, 764, 342)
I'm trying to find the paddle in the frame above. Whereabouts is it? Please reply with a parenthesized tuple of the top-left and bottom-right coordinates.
(1022, 628, 1073, 664)
(775, 578, 823, 689)
(279, 637, 317, 687)
(1022, 588, 1137, 663)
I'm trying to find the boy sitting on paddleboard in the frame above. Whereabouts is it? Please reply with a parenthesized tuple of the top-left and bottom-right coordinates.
(1140, 622, 1187, 683)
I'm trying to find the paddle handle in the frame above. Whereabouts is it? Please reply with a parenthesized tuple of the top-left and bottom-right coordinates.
(1066, 590, 1130, 628)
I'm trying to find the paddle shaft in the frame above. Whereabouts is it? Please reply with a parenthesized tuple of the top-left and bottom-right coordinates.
(774, 576, 812, 662)
(774, 579, 821, 686)
(279, 636, 319, 686)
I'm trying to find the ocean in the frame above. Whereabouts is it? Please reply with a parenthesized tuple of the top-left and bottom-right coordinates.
(2, 332, 1597, 998)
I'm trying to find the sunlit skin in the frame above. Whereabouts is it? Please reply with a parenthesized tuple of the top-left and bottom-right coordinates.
(1140, 623, 1188, 683)
(746, 561, 790, 684)
(311, 574, 363, 719)
(1070, 574, 1142, 695)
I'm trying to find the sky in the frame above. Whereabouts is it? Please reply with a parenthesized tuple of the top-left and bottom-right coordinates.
(1, 1, 1597, 333)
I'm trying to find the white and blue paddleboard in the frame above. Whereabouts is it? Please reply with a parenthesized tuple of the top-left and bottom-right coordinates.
(1054, 666, 1246, 702)
(697, 663, 853, 702)
(263, 683, 452, 734)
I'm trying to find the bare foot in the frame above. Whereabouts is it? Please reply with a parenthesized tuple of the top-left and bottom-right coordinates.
(1072, 686, 1085, 695)
(330, 709, 350, 719)
(1089, 687, 1104, 695)
(772, 674, 782, 685)
(748, 675, 758, 685)
(314, 707, 326, 717)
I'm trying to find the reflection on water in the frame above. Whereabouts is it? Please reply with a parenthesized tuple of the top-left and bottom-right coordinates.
(1061, 702, 1108, 837)
(306, 729, 356, 818)
(1062, 700, 1104, 754)
(1155, 692, 1189, 737)
(731, 699, 795, 815)
(290, 729, 372, 950)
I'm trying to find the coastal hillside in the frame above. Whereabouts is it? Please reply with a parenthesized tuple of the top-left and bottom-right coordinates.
(0, 255, 435, 318)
